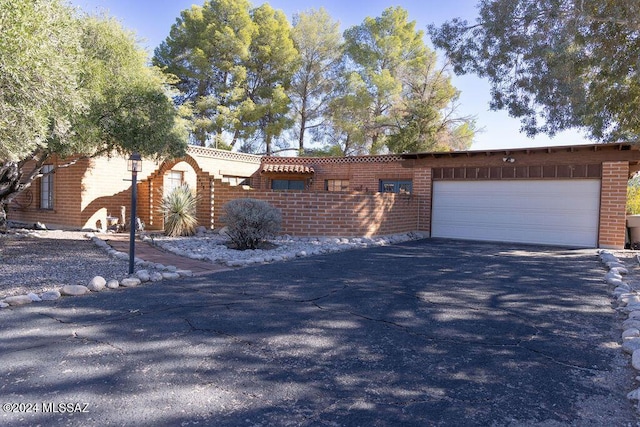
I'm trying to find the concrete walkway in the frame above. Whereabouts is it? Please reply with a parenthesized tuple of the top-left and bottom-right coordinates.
(104, 234, 231, 275)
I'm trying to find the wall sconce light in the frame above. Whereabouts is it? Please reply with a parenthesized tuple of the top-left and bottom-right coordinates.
(502, 156, 515, 163)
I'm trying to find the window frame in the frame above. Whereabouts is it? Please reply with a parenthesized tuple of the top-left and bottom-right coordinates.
(271, 179, 305, 191)
(379, 179, 412, 195)
(40, 164, 54, 210)
(325, 179, 350, 192)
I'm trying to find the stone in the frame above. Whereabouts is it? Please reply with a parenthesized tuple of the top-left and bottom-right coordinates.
(629, 311, 640, 320)
(633, 350, 640, 370)
(120, 278, 141, 287)
(623, 320, 640, 330)
(87, 276, 107, 292)
(106, 280, 119, 289)
(40, 290, 61, 301)
(136, 270, 150, 282)
(61, 285, 90, 296)
(27, 292, 41, 302)
(623, 338, 640, 354)
(162, 272, 180, 280)
(4, 295, 33, 306)
(166, 265, 177, 272)
(623, 328, 640, 340)
(0, 302, 9, 308)
(150, 272, 164, 282)
(611, 266, 630, 275)
(628, 388, 640, 401)
(176, 269, 193, 277)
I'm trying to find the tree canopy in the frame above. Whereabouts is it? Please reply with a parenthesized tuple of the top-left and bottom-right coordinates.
(0, 0, 188, 226)
(428, 0, 640, 142)
(155, 2, 473, 155)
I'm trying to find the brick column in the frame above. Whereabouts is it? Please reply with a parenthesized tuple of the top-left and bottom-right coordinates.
(599, 161, 629, 249)
(413, 167, 432, 234)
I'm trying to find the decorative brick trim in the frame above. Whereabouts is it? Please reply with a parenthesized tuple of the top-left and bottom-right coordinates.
(187, 146, 262, 164)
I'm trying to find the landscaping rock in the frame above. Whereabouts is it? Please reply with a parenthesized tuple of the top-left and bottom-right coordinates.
(106, 279, 120, 289)
(27, 292, 41, 302)
(623, 328, 640, 340)
(623, 338, 640, 354)
(0, 302, 9, 308)
(120, 278, 141, 288)
(40, 290, 61, 301)
(136, 270, 151, 282)
(162, 272, 180, 280)
(88, 276, 107, 292)
(150, 272, 164, 282)
(623, 320, 640, 331)
(61, 284, 90, 296)
(632, 350, 640, 371)
(4, 295, 33, 306)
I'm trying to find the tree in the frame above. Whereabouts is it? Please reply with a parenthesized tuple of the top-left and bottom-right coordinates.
(240, 4, 299, 155)
(343, 7, 473, 154)
(428, 0, 640, 142)
(0, 1, 187, 228)
(153, 0, 255, 146)
(289, 8, 343, 154)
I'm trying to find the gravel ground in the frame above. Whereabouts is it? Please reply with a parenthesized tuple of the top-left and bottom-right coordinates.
(0, 230, 130, 298)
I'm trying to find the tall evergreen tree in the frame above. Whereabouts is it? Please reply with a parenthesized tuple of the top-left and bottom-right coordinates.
(153, 0, 254, 146)
(289, 8, 343, 154)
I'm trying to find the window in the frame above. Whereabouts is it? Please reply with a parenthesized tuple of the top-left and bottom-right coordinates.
(271, 179, 305, 190)
(40, 164, 54, 209)
(223, 176, 251, 187)
(379, 180, 412, 195)
(165, 170, 184, 194)
(325, 179, 349, 192)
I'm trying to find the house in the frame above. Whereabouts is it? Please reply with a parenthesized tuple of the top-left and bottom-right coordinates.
(10, 142, 640, 249)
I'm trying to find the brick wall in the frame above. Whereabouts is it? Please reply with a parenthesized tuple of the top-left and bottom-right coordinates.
(599, 161, 629, 249)
(212, 178, 423, 237)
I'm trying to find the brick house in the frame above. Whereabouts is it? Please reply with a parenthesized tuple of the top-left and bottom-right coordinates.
(9, 143, 640, 249)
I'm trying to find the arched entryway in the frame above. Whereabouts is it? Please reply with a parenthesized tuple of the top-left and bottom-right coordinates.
(142, 155, 212, 231)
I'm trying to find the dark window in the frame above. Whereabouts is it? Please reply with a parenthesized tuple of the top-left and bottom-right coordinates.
(325, 179, 349, 192)
(379, 180, 412, 194)
(271, 179, 305, 190)
(40, 164, 54, 209)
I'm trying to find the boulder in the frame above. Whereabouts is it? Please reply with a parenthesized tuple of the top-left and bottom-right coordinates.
(61, 285, 89, 296)
(4, 295, 33, 306)
(120, 278, 141, 288)
(106, 280, 120, 289)
(40, 290, 61, 301)
(87, 276, 106, 292)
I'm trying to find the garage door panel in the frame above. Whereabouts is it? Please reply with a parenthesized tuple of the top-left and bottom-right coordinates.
(432, 180, 600, 247)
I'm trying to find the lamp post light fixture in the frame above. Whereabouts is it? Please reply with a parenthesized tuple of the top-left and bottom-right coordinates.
(127, 152, 142, 274)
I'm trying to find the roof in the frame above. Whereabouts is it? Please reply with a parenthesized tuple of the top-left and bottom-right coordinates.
(261, 164, 315, 175)
(401, 142, 640, 159)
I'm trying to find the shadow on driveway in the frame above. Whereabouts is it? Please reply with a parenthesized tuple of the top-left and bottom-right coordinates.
(0, 239, 636, 426)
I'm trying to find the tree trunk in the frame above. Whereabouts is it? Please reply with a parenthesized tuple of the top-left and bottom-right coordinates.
(0, 161, 22, 231)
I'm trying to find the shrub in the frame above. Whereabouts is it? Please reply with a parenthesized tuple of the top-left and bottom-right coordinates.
(161, 184, 199, 237)
(221, 198, 282, 250)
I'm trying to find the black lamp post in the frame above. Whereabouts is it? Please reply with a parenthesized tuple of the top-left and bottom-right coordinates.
(127, 152, 142, 274)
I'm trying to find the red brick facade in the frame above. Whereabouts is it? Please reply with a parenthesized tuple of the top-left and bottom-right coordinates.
(8, 144, 640, 248)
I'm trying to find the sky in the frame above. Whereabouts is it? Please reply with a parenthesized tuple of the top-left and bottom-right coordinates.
(69, 0, 589, 151)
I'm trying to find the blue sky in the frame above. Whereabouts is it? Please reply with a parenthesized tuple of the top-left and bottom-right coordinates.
(70, 0, 588, 151)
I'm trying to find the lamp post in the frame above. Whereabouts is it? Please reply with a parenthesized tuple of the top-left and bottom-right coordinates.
(127, 152, 142, 274)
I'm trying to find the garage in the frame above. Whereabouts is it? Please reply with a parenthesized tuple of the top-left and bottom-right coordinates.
(431, 180, 601, 247)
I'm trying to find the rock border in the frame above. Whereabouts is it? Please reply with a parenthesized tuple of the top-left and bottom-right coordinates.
(598, 249, 640, 407)
(0, 233, 193, 309)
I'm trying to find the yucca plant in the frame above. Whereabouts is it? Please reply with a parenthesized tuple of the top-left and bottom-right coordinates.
(160, 184, 199, 237)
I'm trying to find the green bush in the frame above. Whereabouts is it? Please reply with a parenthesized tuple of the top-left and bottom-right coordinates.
(161, 184, 199, 237)
(221, 198, 282, 250)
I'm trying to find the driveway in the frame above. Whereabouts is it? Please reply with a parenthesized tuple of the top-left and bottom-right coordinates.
(0, 239, 637, 426)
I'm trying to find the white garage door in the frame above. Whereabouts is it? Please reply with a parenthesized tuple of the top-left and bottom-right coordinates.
(431, 180, 601, 247)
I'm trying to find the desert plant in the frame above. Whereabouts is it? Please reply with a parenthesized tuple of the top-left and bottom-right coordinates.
(161, 184, 199, 237)
(221, 198, 282, 250)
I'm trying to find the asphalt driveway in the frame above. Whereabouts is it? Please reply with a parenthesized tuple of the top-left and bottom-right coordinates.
(0, 239, 637, 426)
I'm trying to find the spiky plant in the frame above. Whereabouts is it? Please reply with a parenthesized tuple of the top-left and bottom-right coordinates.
(160, 184, 199, 237)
